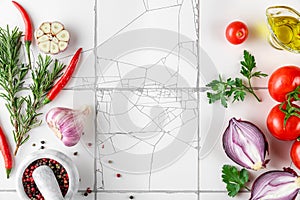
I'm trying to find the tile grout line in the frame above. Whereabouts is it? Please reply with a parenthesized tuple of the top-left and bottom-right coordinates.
(93, 0, 98, 199)
(197, 0, 200, 199)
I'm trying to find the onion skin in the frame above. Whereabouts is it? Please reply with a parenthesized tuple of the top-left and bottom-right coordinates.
(250, 169, 300, 200)
(46, 107, 89, 147)
(222, 117, 269, 170)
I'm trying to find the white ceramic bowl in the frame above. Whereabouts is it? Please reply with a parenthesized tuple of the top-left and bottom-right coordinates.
(16, 149, 79, 200)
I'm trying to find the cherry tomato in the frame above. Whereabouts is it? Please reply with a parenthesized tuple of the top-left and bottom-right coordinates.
(266, 103, 300, 141)
(225, 21, 248, 45)
(290, 140, 300, 169)
(268, 66, 300, 102)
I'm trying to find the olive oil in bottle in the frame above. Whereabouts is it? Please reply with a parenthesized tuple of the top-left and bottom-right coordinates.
(266, 6, 300, 53)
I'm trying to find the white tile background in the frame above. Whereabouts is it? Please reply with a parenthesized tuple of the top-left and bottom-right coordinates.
(0, 0, 200, 200)
(4, 0, 300, 199)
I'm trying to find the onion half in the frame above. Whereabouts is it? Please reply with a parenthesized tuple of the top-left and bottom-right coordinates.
(222, 117, 269, 170)
(250, 168, 300, 200)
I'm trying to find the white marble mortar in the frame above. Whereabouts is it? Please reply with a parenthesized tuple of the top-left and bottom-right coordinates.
(16, 149, 79, 200)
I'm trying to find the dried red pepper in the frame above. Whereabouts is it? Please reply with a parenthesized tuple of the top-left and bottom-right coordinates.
(12, 1, 32, 67)
(44, 48, 82, 104)
(0, 126, 13, 178)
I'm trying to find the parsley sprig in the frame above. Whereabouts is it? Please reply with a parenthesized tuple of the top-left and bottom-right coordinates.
(222, 165, 250, 197)
(206, 50, 267, 108)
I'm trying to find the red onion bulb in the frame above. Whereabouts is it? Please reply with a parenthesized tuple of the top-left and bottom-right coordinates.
(222, 117, 269, 170)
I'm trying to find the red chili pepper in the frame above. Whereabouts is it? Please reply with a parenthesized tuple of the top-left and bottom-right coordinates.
(0, 126, 13, 178)
(12, 1, 33, 68)
(44, 48, 83, 104)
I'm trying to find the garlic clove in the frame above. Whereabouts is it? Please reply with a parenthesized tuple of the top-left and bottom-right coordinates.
(50, 41, 59, 54)
(40, 22, 51, 34)
(51, 22, 64, 35)
(56, 30, 70, 42)
(58, 41, 68, 51)
(38, 41, 50, 54)
(35, 29, 44, 38)
(37, 35, 49, 43)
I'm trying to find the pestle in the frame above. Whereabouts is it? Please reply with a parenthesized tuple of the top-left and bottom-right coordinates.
(32, 165, 64, 200)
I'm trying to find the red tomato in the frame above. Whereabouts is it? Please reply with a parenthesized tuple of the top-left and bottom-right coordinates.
(290, 140, 300, 169)
(268, 66, 300, 102)
(266, 103, 300, 141)
(225, 21, 248, 45)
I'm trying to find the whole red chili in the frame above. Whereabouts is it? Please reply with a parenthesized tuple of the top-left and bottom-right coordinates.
(0, 126, 13, 178)
(43, 48, 82, 104)
(12, 1, 32, 67)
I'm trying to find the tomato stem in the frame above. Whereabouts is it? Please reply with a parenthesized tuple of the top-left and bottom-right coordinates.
(279, 86, 300, 127)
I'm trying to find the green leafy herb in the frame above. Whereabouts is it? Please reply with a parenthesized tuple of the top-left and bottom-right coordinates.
(222, 164, 250, 197)
(0, 26, 65, 155)
(206, 50, 267, 108)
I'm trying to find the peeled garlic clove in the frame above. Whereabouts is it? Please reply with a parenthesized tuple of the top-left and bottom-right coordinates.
(46, 106, 90, 147)
(222, 117, 269, 170)
(37, 35, 49, 43)
(35, 29, 44, 38)
(50, 41, 59, 54)
(51, 22, 64, 35)
(40, 22, 51, 34)
(250, 168, 300, 200)
(56, 30, 70, 42)
(38, 41, 50, 53)
(58, 41, 68, 51)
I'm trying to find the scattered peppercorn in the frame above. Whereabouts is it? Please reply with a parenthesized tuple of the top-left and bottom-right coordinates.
(129, 195, 134, 199)
(86, 187, 92, 193)
(108, 160, 113, 164)
(87, 142, 92, 147)
(73, 152, 78, 156)
(40, 141, 45, 144)
(83, 192, 88, 196)
(32, 143, 36, 147)
(40, 146, 45, 149)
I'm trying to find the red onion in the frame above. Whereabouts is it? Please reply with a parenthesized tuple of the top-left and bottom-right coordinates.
(222, 117, 269, 170)
(250, 168, 300, 200)
(46, 106, 90, 147)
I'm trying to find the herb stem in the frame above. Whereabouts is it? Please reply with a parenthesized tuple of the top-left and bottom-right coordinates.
(246, 78, 261, 102)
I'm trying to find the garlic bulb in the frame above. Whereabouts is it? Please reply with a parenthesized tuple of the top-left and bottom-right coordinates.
(46, 106, 89, 147)
(35, 21, 70, 54)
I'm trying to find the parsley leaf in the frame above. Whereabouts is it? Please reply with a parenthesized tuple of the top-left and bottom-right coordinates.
(206, 50, 267, 108)
(221, 165, 250, 197)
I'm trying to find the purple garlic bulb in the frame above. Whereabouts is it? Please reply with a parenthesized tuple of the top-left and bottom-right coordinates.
(46, 106, 90, 147)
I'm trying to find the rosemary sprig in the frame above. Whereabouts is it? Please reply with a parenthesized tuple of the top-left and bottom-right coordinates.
(0, 26, 65, 155)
